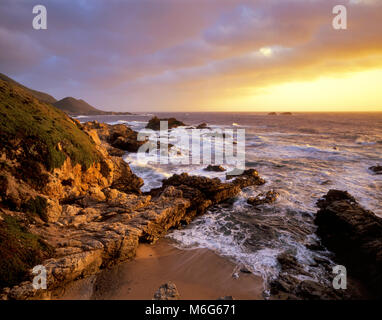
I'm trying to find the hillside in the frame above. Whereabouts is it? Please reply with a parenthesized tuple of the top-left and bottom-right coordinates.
(0, 79, 101, 172)
(0, 73, 57, 104)
(54, 97, 132, 116)
(53, 97, 104, 115)
(0, 73, 131, 115)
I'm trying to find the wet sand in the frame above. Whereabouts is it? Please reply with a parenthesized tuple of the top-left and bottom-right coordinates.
(54, 239, 264, 300)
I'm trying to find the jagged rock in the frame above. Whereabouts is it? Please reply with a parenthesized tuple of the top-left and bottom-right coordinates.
(145, 116, 186, 131)
(110, 157, 144, 193)
(83, 121, 145, 153)
(204, 165, 226, 172)
(369, 165, 382, 174)
(270, 274, 346, 300)
(153, 282, 180, 300)
(228, 169, 266, 188)
(247, 190, 279, 206)
(276, 252, 310, 276)
(315, 189, 382, 299)
(150, 170, 265, 220)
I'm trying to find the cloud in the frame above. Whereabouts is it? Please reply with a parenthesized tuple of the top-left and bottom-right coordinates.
(0, 0, 381, 110)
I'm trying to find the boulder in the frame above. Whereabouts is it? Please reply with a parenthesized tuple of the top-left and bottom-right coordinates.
(369, 165, 382, 174)
(83, 122, 145, 153)
(315, 190, 382, 299)
(196, 123, 209, 129)
(204, 165, 226, 172)
(247, 190, 279, 206)
(153, 282, 180, 300)
(145, 116, 186, 131)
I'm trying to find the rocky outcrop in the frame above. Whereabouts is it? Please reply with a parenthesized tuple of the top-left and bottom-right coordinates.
(204, 165, 226, 172)
(315, 190, 382, 299)
(270, 251, 349, 300)
(1, 135, 266, 300)
(149, 170, 265, 222)
(196, 123, 209, 129)
(369, 165, 382, 175)
(1, 187, 190, 300)
(153, 281, 180, 300)
(83, 121, 145, 153)
(0, 78, 271, 300)
(247, 190, 279, 206)
(145, 116, 186, 131)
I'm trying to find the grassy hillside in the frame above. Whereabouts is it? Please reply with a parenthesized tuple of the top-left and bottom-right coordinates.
(53, 97, 104, 115)
(0, 79, 101, 172)
(0, 215, 54, 288)
(0, 73, 57, 104)
(53, 96, 132, 116)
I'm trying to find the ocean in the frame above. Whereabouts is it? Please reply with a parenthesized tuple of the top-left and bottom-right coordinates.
(75, 112, 382, 293)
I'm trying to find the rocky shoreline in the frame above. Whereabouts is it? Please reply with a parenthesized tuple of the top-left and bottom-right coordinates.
(1, 117, 381, 300)
(0, 80, 381, 300)
(0, 113, 268, 299)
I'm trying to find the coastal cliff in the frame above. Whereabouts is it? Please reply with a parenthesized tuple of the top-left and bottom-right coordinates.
(0, 78, 267, 299)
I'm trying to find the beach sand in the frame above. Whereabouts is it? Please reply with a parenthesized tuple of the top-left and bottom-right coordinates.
(54, 239, 264, 300)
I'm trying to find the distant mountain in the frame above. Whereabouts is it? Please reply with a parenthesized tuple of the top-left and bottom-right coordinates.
(53, 97, 106, 115)
(0, 73, 57, 104)
(53, 97, 131, 116)
(0, 73, 131, 115)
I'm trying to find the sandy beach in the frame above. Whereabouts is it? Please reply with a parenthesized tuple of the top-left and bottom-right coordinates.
(53, 239, 264, 300)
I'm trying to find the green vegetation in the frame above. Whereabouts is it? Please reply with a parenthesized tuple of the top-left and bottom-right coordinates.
(0, 72, 57, 104)
(0, 79, 101, 171)
(0, 215, 54, 288)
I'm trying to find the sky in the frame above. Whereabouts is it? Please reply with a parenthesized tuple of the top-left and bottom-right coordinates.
(0, 0, 382, 112)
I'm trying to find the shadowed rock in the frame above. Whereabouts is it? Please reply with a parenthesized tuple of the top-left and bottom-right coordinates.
(369, 165, 382, 175)
(83, 121, 145, 153)
(315, 189, 382, 299)
(145, 116, 186, 131)
(196, 122, 209, 129)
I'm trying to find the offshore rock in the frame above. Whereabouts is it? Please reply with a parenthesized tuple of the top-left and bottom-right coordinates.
(247, 190, 279, 206)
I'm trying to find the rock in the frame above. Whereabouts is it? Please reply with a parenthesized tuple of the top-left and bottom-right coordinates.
(111, 157, 144, 193)
(276, 252, 310, 276)
(247, 190, 279, 206)
(204, 165, 226, 172)
(150, 170, 265, 220)
(153, 282, 180, 300)
(270, 274, 346, 300)
(239, 265, 251, 274)
(83, 121, 145, 153)
(369, 165, 382, 174)
(45, 199, 62, 223)
(145, 116, 186, 131)
(217, 296, 234, 300)
(196, 123, 209, 129)
(226, 169, 266, 188)
(315, 190, 382, 299)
